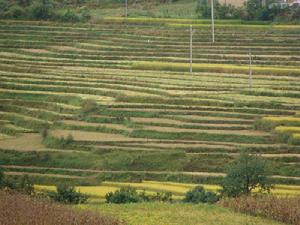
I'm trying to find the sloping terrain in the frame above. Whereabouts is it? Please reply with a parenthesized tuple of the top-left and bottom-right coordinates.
(0, 19, 299, 185)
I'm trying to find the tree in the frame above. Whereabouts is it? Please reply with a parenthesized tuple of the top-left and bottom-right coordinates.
(196, 0, 211, 18)
(0, 169, 4, 188)
(29, 0, 53, 20)
(221, 152, 272, 197)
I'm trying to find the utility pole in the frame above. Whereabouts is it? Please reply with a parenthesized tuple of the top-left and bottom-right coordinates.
(211, 0, 215, 43)
(249, 49, 252, 89)
(125, 0, 128, 19)
(190, 25, 193, 74)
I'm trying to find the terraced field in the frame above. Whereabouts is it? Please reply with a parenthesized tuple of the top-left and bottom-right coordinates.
(0, 18, 300, 186)
(35, 181, 300, 202)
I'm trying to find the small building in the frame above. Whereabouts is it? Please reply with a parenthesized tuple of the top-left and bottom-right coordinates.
(269, 0, 300, 8)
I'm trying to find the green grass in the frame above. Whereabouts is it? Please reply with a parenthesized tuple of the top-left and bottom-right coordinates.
(80, 202, 286, 225)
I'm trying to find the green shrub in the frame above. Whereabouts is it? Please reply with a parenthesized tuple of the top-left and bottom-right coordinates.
(184, 186, 219, 204)
(80, 99, 98, 114)
(53, 7, 91, 23)
(105, 187, 144, 204)
(253, 119, 275, 131)
(48, 184, 88, 204)
(152, 191, 173, 202)
(2, 175, 35, 195)
(29, 0, 53, 20)
(196, 0, 243, 19)
(105, 187, 172, 204)
(43, 135, 74, 149)
(79, 6, 91, 22)
(271, 131, 291, 143)
(0, 0, 10, 15)
(4, 5, 26, 19)
(41, 127, 49, 139)
(57, 9, 80, 22)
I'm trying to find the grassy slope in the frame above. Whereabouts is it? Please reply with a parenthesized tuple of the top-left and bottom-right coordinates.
(0, 19, 299, 185)
(91, 0, 199, 20)
(80, 202, 285, 225)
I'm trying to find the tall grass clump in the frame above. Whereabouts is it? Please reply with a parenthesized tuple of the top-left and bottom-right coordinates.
(0, 191, 122, 225)
(219, 195, 300, 225)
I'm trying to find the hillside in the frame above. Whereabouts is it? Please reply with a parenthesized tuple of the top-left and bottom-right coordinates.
(0, 18, 299, 187)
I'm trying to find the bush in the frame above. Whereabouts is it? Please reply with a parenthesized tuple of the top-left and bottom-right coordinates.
(29, 0, 53, 20)
(221, 153, 273, 197)
(184, 186, 219, 204)
(196, 0, 243, 19)
(58, 9, 80, 22)
(43, 135, 74, 149)
(105, 187, 144, 204)
(80, 99, 98, 114)
(4, 5, 26, 19)
(152, 191, 173, 202)
(105, 187, 173, 204)
(48, 184, 88, 204)
(79, 6, 91, 22)
(2, 175, 35, 195)
(41, 126, 49, 139)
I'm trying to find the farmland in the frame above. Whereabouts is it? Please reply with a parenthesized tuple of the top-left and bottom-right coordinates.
(0, 18, 299, 187)
(1, 3, 300, 222)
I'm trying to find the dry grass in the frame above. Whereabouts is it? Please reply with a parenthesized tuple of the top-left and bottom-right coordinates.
(0, 191, 122, 225)
(61, 120, 133, 132)
(0, 133, 11, 140)
(219, 195, 300, 225)
(21, 48, 51, 54)
(0, 133, 46, 151)
(50, 129, 148, 142)
(142, 125, 268, 136)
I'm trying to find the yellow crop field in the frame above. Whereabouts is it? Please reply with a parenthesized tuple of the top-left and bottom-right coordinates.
(263, 116, 300, 123)
(35, 182, 300, 199)
(132, 61, 300, 75)
(275, 126, 300, 133)
(292, 133, 300, 139)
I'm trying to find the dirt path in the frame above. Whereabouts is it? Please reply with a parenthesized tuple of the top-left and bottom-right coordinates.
(4, 171, 82, 179)
(2, 165, 300, 180)
(187, 152, 300, 158)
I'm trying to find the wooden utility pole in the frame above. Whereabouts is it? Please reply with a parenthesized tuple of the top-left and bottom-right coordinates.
(211, 0, 215, 43)
(190, 25, 193, 73)
(249, 49, 253, 89)
(125, 0, 128, 19)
